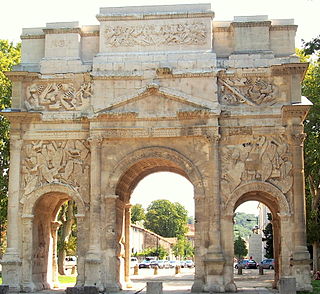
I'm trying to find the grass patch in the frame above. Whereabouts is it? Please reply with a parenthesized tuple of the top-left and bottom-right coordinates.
(0, 277, 2, 285)
(58, 275, 76, 284)
(298, 280, 320, 294)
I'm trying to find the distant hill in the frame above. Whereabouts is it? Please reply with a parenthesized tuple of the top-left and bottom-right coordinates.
(234, 212, 258, 240)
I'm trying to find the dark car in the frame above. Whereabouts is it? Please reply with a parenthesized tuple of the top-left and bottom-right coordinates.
(259, 259, 275, 269)
(139, 260, 151, 268)
(235, 259, 257, 269)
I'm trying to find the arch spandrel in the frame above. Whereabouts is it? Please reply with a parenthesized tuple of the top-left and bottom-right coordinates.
(224, 181, 291, 216)
(107, 146, 206, 201)
(21, 183, 86, 216)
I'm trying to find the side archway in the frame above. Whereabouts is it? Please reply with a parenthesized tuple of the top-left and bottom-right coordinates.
(20, 183, 86, 291)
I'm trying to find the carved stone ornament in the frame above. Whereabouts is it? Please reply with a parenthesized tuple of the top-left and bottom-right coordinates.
(25, 82, 93, 111)
(221, 136, 292, 197)
(22, 140, 90, 195)
(218, 77, 276, 106)
(104, 22, 207, 47)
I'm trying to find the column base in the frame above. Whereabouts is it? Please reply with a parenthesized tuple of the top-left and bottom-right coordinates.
(292, 247, 312, 292)
(203, 252, 226, 292)
(84, 254, 102, 291)
(1, 254, 22, 292)
(191, 279, 204, 293)
(105, 283, 121, 293)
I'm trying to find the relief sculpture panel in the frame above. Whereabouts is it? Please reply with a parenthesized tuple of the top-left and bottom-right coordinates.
(104, 22, 207, 47)
(25, 82, 93, 111)
(218, 77, 276, 106)
(221, 135, 292, 198)
(22, 140, 90, 196)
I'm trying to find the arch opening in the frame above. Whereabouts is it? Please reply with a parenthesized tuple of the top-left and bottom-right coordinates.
(30, 191, 78, 290)
(113, 153, 198, 289)
(231, 190, 285, 290)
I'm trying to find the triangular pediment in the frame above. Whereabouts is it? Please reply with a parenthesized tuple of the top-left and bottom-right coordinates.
(96, 83, 216, 118)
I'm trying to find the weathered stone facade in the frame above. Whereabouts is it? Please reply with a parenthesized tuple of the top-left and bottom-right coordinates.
(1, 4, 312, 292)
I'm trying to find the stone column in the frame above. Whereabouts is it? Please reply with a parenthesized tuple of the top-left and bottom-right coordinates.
(287, 125, 312, 291)
(21, 214, 36, 292)
(204, 133, 225, 293)
(85, 136, 102, 289)
(124, 204, 132, 288)
(75, 214, 86, 287)
(51, 221, 61, 288)
(2, 137, 23, 291)
(104, 195, 121, 292)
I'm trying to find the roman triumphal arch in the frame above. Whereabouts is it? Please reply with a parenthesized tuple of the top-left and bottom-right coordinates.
(1, 4, 313, 292)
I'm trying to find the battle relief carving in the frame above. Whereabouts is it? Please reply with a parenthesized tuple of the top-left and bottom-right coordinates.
(218, 77, 276, 106)
(25, 82, 93, 111)
(104, 22, 207, 47)
(22, 140, 90, 196)
(221, 136, 292, 197)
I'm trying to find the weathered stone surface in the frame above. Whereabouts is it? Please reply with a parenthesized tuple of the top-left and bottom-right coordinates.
(2, 3, 312, 293)
(147, 282, 163, 294)
(279, 277, 296, 294)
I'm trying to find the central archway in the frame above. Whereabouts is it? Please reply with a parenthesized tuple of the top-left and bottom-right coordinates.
(107, 146, 206, 289)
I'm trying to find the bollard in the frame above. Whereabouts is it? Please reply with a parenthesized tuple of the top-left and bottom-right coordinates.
(134, 264, 139, 275)
(71, 265, 76, 275)
(237, 267, 242, 275)
(259, 266, 264, 275)
(147, 281, 163, 294)
(279, 276, 296, 294)
(175, 265, 181, 274)
(154, 265, 159, 275)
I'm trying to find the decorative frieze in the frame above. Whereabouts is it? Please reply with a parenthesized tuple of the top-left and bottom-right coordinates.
(104, 22, 207, 47)
(22, 140, 90, 195)
(25, 82, 93, 111)
(218, 77, 276, 106)
(221, 135, 293, 197)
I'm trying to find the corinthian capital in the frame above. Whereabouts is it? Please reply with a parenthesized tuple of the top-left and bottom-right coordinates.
(87, 135, 102, 148)
(10, 138, 23, 152)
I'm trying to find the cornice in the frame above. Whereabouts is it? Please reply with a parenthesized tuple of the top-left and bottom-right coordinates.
(20, 34, 45, 40)
(271, 63, 309, 78)
(231, 21, 271, 28)
(270, 25, 297, 32)
(0, 111, 41, 123)
(42, 28, 82, 35)
(96, 11, 214, 21)
(4, 71, 40, 81)
(281, 104, 310, 124)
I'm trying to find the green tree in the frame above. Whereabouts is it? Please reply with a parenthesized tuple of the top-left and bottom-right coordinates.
(233, 212, 258, 240)
(234, 235, 248, 260)
(262, 213, 273, 258)
(303, 35, 320, 60)
(131, 204, 145, 224)
(300, 49, 320, 272)
(136, 246, 168, 259)
(57, 200, 77, 275)
(0, 40, 21, 257)
(145, 199, 188, 238)
(172, 235, 194, 259)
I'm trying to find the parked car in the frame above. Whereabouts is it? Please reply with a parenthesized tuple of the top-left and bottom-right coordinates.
(139, 260, 152, 268)
(258, 259, 275, 269)
(168, 260, 181, 268)
(157, 260, 170, 269)
(185, 260, 194, 268)
(235, 259, 257, 269)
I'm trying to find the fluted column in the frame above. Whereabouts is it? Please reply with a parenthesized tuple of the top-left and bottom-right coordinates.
(124, 204, 132, 288)
(5, 137, 23, 256)
(2, 137, 23, 291)
(21, 214, 35, 292)
(286, 124, 312, 291)
(85, 136, 102, 288)
(51, 221, 61, 288)
(203, 132, 226, 293)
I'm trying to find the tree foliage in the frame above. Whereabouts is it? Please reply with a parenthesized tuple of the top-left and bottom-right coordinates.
(303, 35, 320, 60)
(233, 212, 258, 240)
(135, 246, 168, 260)
(172, 235, 194, 259)
(262, 213, 273, 258)
(0, 40, 21, 256)
(144, 199, 188, 238)
(299, 48, 320, 272)
(234, 235, 248, 260)
(131, 204, 146, 224)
